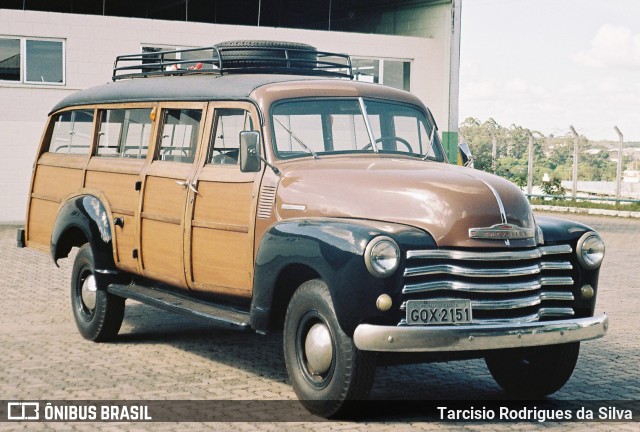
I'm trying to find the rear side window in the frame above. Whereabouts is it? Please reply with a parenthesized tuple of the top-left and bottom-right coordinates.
(157, 109, 202, 163)
(48, 109, 94, 154)
(96, 108, 152, 158)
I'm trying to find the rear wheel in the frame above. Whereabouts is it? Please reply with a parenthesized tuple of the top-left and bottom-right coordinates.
(485, 342, 580, 397)
(71, 244, 125, 342)
(283, 279, 376, 418)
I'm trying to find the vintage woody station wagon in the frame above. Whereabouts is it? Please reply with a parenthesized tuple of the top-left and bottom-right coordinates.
(18, 41, 608, 417)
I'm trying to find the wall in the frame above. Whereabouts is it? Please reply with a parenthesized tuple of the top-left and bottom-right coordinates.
(0, 8, 453, 223)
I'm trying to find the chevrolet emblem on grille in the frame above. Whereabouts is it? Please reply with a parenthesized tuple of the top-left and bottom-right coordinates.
(469, 223, 535, 240)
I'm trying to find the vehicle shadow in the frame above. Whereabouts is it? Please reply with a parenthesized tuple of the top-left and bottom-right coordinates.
(116, 302, 509, 410)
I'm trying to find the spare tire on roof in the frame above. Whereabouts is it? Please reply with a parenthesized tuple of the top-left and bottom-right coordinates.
(215, 40, 318, 70)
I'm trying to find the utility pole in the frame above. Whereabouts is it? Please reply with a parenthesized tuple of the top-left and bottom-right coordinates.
(614, 126, 624, 200)
(526, 131, 539, 195)
(490, 130, 497, 173)
(569, 126, 579, 200)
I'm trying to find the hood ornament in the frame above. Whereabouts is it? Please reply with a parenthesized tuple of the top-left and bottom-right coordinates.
(469, 223, 535, 240)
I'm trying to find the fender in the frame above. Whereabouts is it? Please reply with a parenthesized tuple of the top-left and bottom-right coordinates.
(537, 215, 601, 316)
(536, 215, 592, 244)
(51, 195, 119, 286)
(250, 218, 435, 335)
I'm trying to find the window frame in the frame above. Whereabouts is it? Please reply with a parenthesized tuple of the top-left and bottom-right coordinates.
(154, 105, 205, 164)
(95, 107, 154, 159)
(351, 56, 411, 92)
(47, 108, 95, 155)
(0, 36, 66, 86)
(270, 97, 444, 162)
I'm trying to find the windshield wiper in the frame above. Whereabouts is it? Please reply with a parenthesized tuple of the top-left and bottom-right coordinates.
(274, 117, 318, 159)
(422, 126, 436, 161)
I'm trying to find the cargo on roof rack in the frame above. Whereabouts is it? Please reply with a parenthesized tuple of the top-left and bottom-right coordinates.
(112, 40, 353, 81)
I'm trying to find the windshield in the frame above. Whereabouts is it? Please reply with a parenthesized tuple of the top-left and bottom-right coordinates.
(271, 98, 444, 161)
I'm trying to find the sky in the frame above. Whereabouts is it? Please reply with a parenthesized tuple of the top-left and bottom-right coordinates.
(459, 0, 640, 141)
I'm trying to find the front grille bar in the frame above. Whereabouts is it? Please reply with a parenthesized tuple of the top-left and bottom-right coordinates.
(400, 291, 574, 312)
(404, 260, 572, 278)
(406, 244, 572, 261)
(403, 276, 574, 295)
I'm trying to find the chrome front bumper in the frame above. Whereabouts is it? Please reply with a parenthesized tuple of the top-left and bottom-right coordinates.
(353, 313, 608, 352)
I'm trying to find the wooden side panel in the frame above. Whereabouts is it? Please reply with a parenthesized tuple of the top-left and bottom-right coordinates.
(192, 181, 253, 227)
(140, 218, 185, 287)
(112, 213, 138, 271)
(139, 163, 192, 287)
(189, 178, 255, 297)
(191, 228, 250, 294)
(27, 153, 86, 250)
(31, 165, 84, 201)
(142, 176, 187, 222)
(84, 170, 139, 213)
(84, 159, 145, 270)
(27, 198, 59, 250)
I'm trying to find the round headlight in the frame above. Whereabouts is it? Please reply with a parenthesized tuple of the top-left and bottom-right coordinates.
(365, 236, 400, 278)
(576, 232, 605, 269)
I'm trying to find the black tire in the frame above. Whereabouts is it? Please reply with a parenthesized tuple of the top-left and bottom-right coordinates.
(485, 342, 580, 397)
(215, 40, 317, 69)
(283, 279, 376, 418)
(71, 244, 125, 342)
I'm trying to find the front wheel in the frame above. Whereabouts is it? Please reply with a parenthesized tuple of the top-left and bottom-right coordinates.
(283, 279, 376, 418)
(71, 244, 125, 342)
(485, 342, 580, 397)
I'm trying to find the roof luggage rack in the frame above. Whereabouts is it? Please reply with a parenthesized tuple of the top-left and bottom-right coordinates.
(112, 41, 353, 81)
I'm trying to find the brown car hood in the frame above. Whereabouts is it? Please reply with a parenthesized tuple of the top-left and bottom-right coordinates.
(275, 156, 536, 248)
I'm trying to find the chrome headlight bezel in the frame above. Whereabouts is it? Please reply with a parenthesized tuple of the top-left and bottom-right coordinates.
(576, 232, 605, 270)
(364, 236, 400, 278)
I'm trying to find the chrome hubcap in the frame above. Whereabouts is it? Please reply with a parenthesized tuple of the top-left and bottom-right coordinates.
(81, 274, 97, 311)
(304, 323, 333, 375)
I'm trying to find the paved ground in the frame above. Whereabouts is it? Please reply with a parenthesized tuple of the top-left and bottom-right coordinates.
(0, 213, 638, 431)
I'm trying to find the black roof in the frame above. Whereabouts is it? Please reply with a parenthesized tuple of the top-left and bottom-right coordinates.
(50, 74, 331, 114)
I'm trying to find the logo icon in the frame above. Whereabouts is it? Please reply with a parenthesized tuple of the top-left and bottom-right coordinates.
(7, 402, 40, 420)
(469, 223, 535, 240)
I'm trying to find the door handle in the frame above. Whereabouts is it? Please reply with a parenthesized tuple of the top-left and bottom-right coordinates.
(176, 180, 198, 194)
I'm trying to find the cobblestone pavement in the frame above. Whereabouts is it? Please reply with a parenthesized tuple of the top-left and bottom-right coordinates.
(0, 213, 638, 431)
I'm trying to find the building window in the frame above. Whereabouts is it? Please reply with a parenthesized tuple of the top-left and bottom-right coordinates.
(352, 57, 411, 92)
(0, 38, 20, 81)
(0, 37, 65, 85)
(141, 45, 215, 72)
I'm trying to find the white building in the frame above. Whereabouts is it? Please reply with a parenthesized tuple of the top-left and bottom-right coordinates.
(0, 1, 461, 223)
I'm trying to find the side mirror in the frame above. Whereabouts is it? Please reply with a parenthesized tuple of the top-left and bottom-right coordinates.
(458, 142, 474, 168)
(239, 131, 261, 173)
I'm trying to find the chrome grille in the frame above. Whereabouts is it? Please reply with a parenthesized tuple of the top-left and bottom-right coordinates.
(400, 245, 576, 325)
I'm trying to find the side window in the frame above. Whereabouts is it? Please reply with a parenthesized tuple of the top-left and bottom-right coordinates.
(96, 108, 152, 158)
(48, 109, 94, 154)
(157, 109, 202, 163)
(208, 109, 255, 165)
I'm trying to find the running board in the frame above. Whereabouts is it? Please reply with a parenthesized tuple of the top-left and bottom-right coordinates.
(107, 283, 252, 331)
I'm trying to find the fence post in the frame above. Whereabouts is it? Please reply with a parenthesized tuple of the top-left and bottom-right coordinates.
(614, 126, 624, 200)
(569, 126, 579, 200)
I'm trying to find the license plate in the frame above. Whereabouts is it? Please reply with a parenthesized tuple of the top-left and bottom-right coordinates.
(406, 299, 472, 325)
